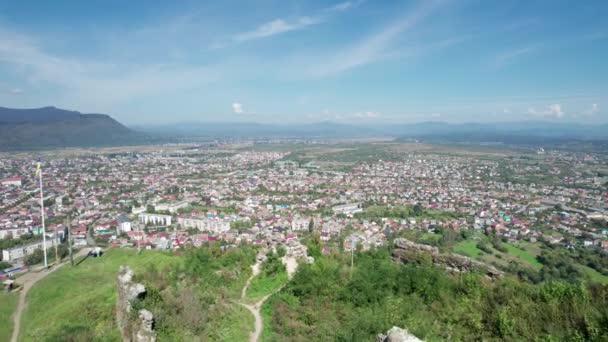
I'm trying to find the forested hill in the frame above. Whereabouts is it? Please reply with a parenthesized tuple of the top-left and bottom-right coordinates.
(0, 106, 145, 150)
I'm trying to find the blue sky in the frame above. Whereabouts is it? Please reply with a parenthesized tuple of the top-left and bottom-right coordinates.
(0, 0, 606, 124)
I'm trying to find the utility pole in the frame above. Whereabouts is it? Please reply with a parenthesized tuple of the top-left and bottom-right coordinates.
(37, 162, 48, 269)
(54, 222, 59, 264)
(67, 216, 74, 266)
(137, 223, 141, 253)
(351, 236, 355, 271)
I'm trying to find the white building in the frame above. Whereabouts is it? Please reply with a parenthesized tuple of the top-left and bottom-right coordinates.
(117, 215, 132, 233)
(139, 213, 172, 226)
(132, 206, 146, 215)
(177, 215, 230, 234)
(0, 227, 30, 239)
(291, 218, 309, 231)
(155, 200, 189, 213)
(2, 239, 56, 262)
(1, 177, 22, 187)
(332, 203, 362, 216)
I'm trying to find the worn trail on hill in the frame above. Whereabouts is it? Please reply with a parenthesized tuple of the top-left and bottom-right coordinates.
(238, 256, 297, 342)
(10, 249, 89, 342)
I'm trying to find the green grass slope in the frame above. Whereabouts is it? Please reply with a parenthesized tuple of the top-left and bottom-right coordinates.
(0, 293, 18, 341)
(246, 269, 288, 302)
(19, 249, 177, 341)
(502, 243, 543, 270)
(453, 240, 483, 257)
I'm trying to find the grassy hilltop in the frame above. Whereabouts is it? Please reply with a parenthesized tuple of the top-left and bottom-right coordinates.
(0, 293, 18, 341)
(16, 246, 256, 341)
(19, 249, 176, 341)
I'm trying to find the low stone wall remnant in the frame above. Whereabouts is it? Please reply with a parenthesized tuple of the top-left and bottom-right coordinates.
(377, 326, 423, 342)
(392, 238, 503, 280)
(116, 265, 156, 342)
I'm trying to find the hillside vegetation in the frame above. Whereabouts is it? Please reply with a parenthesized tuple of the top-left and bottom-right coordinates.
(18, 245, 256, 341)
(11, 242, 608, 341)
(131, 244, 256, 340)
(263, 247, 608, 341)
(19, 249, 176, 341)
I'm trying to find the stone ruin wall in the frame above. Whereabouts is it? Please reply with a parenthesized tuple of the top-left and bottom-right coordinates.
(116, 265, 156, 342)
(392, 238, 504, 280)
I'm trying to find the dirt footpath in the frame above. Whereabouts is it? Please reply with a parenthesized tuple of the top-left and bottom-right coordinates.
(10, 248, 89, 342)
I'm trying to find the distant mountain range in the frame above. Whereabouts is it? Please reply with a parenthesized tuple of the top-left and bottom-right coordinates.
(135, 120, 608, 142)
(2, 105, 607, 150)
(0, 106, 146, 150)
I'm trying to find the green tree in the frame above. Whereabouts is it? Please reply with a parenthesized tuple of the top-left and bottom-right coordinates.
(24, 248, 45, 266)
(263, 250, 286, 276)
(413, 204, 423, 217)
(43, 198, 56, 207)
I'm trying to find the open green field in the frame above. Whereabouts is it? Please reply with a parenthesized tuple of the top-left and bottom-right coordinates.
(213, 304, 254, 341)
(578, 265, 608, 284)
(419, 232, 441, 245)
(19, 248, 178, 341)
(453, 237, 543, 271)
(0, 292, 18, 341)
(502, 243, 543, 270)
(453, 240, 483, 257)
(246, 269, 288, 302)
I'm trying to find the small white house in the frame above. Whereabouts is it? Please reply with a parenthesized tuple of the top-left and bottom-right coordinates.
(1, 177, 22, 187)
(117, 215, 132, 233)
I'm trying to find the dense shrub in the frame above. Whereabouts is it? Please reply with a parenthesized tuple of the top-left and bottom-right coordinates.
(265, 247, 608, 341)
(132, 243, 257, 340)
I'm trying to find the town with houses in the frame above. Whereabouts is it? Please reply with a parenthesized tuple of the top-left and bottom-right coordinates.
(1, 142, 607, 278)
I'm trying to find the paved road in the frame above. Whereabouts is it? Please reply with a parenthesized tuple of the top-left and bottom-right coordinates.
(10, 248, 89, 342)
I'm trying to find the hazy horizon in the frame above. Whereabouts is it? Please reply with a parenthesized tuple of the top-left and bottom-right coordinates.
(0, 0, 606, 125)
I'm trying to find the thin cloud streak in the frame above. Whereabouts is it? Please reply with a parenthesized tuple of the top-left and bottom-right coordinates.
(305, 0, 447, 78)
(0, 26, 219, 107)
(493, 46, 536, 67)
(232, 1, 356, 42)
(234, 17, 320, 41)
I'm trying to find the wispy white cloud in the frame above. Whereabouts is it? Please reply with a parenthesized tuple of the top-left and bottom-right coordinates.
(305, 0, 447, 78)
(234, 17, 320, 42)
(0, 26, 218, 108)
(355, 111, 380, 118)
(10, 88, 22, 95)
(527, 103, 564, 118)
(580, 103, 599, 116)
(232, 102, 243, 114)
(232, 1, 357, 43)
(590, 103, 599, 114)
(324, 1, 356, 12)
(493, 46, 536, 67)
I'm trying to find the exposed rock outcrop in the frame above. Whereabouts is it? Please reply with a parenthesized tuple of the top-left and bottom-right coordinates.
(116, 265, 156, 342)
(392, 238, 503, 280)
(135, 309, 155, 342)
(377, 326, 423, 342)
